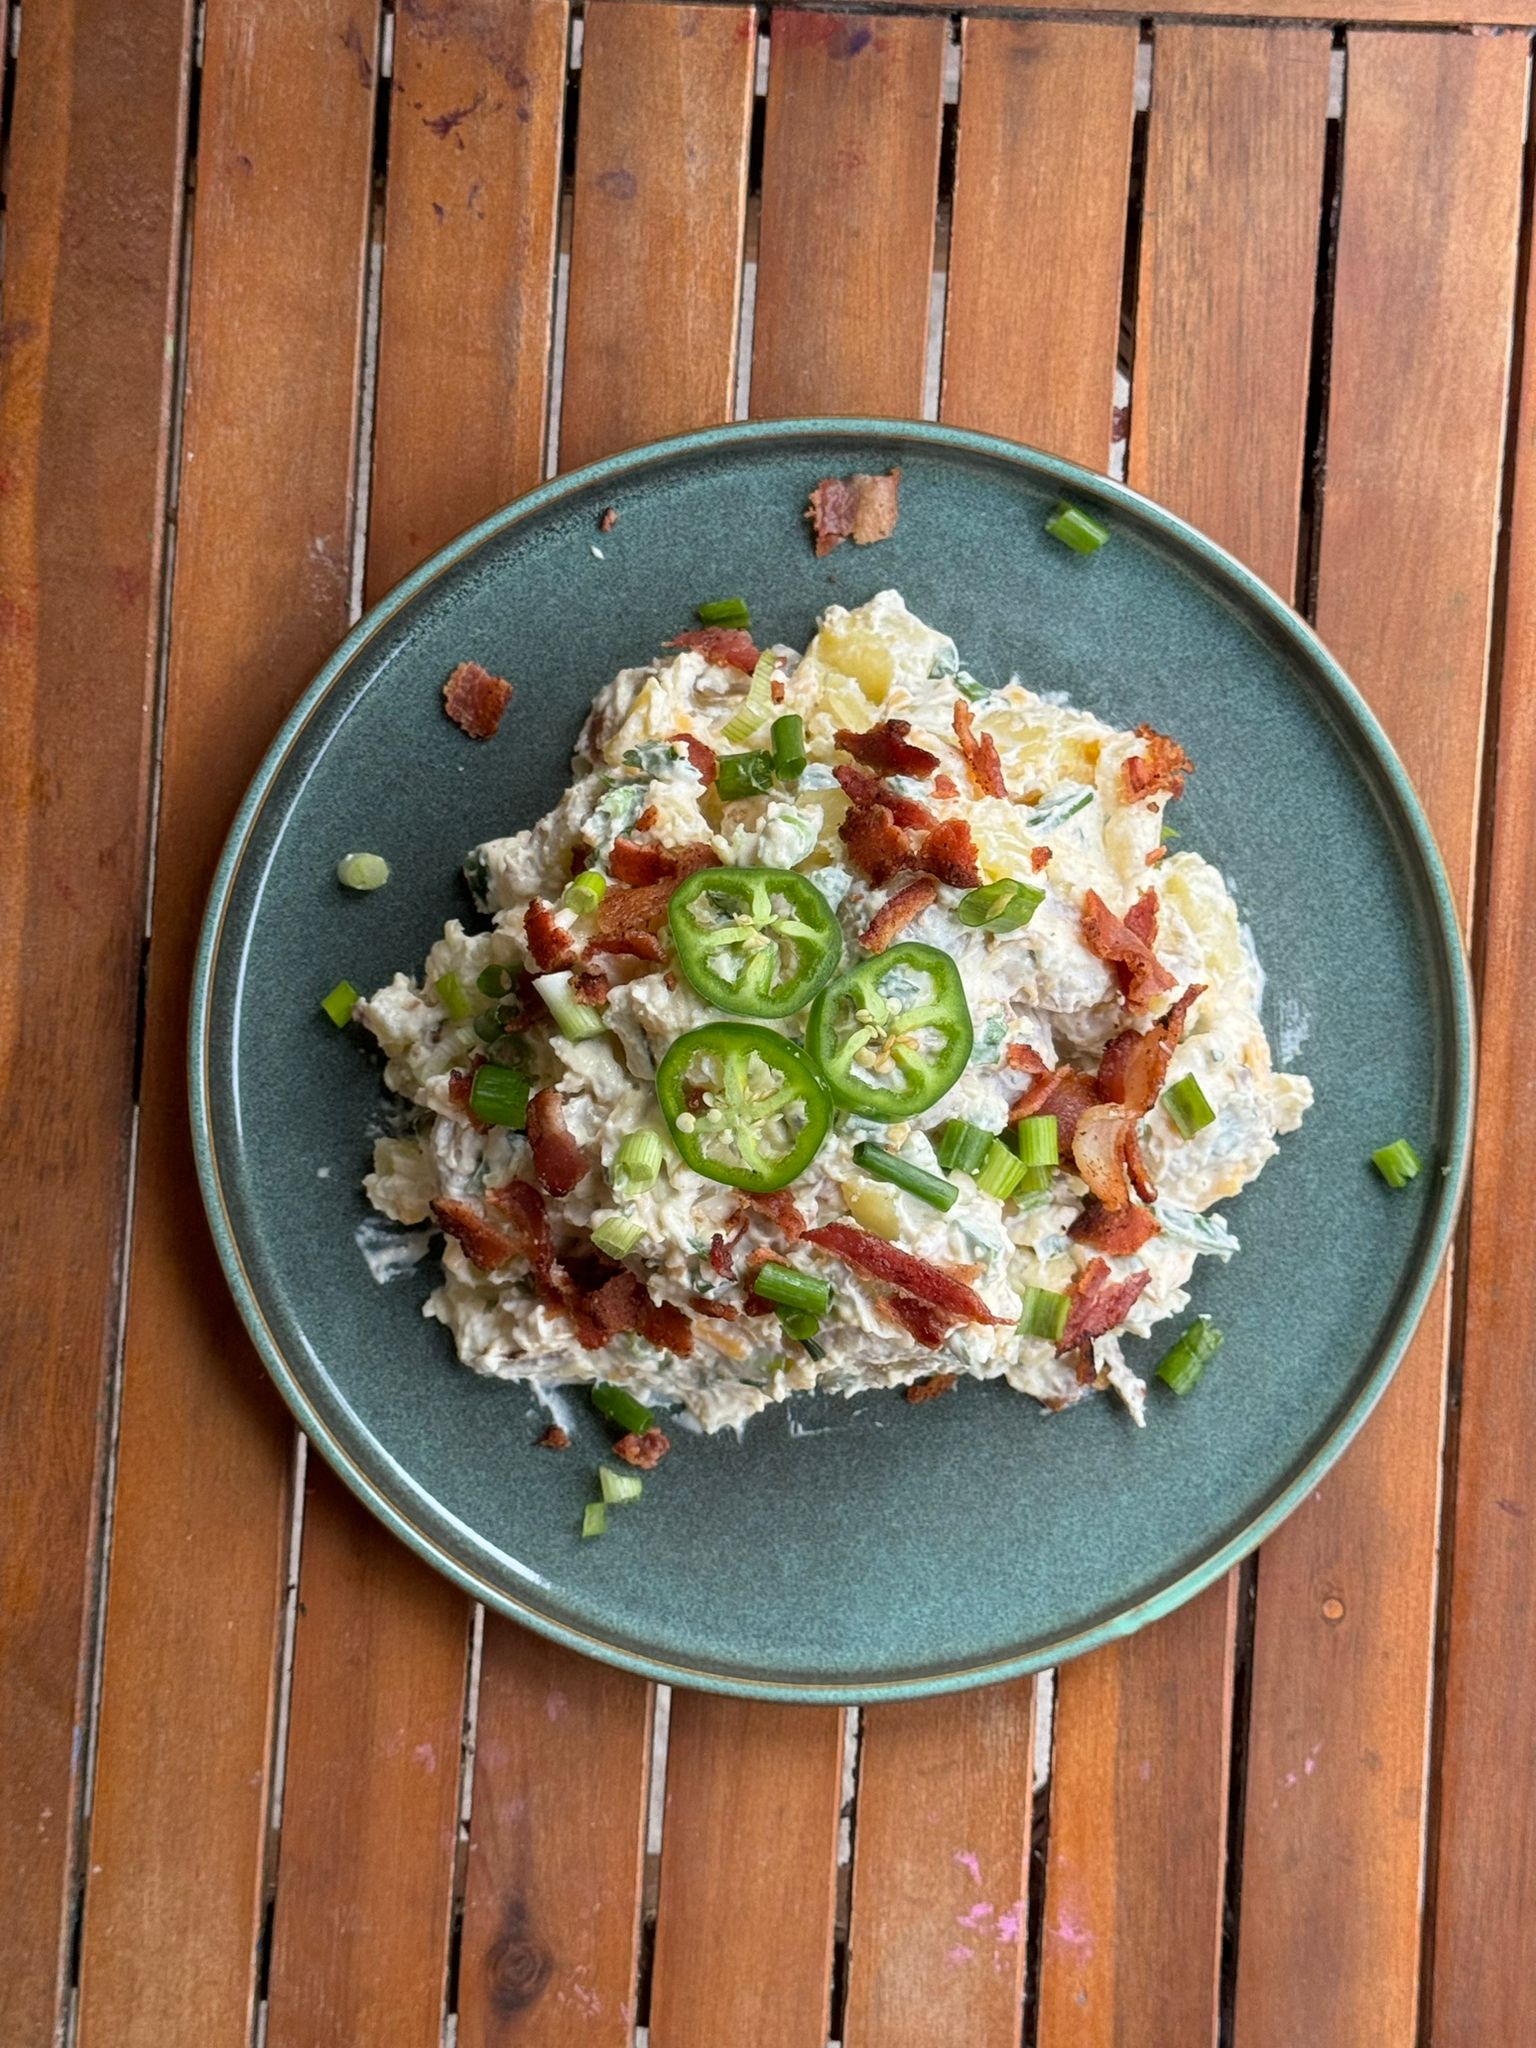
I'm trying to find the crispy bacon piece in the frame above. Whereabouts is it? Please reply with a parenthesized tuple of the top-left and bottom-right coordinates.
(431, 1196, 520, 1272)
(1145, 845, 1167, 867)
(525, 899, 579, 971)
(448, 1059, 490, 1134)
(916, 818, 983, 889)
(835, 718, 940, 779)
(576, 1273, 694, 1357)
(671, 732, 719, 784)
(689, 1293, 740, 1320)
(1008, 1064, 1099, 1154)
(1006, 1043, 1050, 1075)
(933, 773, 960, 800)
(708, 1234, 736, 1279)
(590, 929, 664, 963)
(537, 1424, 570, 1450)
(614, 1427, 672, 1469)
(1071, 1103, 1140, 1211)
(1125, 1121, 1157, 1205)
(1069, 1200, 1160, 1255)
(1123, 725, 1192, 803)
(1031, 846, 1052, 872)
(641, 1301, 694, 1357)
(609, 838, 672, 886)
(590, 847, 720, 958)
(633, 804, 659, 834)
(905, 1370, 959, 1400)
(1097, 984, 1206, 1116)
(526, 1089, 590, 1197)
(1081, 888, 1176, 1010)
(834, 761, 937, 830)
(1058, 1257, 1152, 1354)
(486, 1178, 564, 1308)
(570, 967, 611, 1007)
(806, 468, 901, 556)
(861, 877, 938, 954)
(443, 660, 513, 740)
(666, 626, 759, 674)
(953, 701, 1008, 799)
(840, 803, 914, 885)
(746, 1189, 808, 1240)
(805, 1222, 1010, 1327)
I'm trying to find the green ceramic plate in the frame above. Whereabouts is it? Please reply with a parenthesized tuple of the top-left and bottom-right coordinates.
(192, 420, 1472, 1702)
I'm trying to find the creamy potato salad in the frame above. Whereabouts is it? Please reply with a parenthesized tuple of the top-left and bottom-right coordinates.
(359, 592, 1310, 1433)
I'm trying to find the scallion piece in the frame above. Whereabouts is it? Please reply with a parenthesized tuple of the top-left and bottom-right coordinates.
(1372, 1139, 1422, 1189)
(777, 1307, 821, 1343)
(581, 1501, 608, 1539)
(1017, 1165, 1053, 1195)
(801, 1336, 827, 1362)
(614, 1129, 663, 1196)
(955, 877, 1045, 932)
(1156, 1316, 1224, 1396)
(696, 596, 751, 629)
(770, 712, 807, 780)
(592, 1216, 644, 1259)
(976, 1138, 1027, 1201)
(473, 1007, 508, 1044)
(852, 1141, 959, 1214)
(1046, 502, 1111, 555)
(591, 1383, 654, 1435)
(468, 1064, 529, 1129)
(751, 1264, 832, 1316)
(599, 1466, 644, 1506)
(479, 963, 519, 998)
(1162, 1074, 1216, 1139)
(563, 870, 608, 916)
(320, 980, 360, 1028)
(715, 750, 774, 801)
(435, 971, 472, 1021)
(1014, 1115, 1059, 1170)
(1018, 1285, 1071, 1343)
(336, 851, 389, 891)
(936, 1119, 994, 1175)
(535, 969, 608, 1042)
(720, 651, 776, 746)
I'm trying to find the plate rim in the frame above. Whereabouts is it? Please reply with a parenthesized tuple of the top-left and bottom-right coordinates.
(189, 415, 1475, 1703)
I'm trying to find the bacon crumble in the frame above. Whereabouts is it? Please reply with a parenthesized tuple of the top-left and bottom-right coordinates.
(537, 1424, 570, 1450)
(953, 700, 1009, 799)
(1069, 1200, 1160, 1256)
(905, 1371, 959, 1401)
(839, 802, 914, 885)
(1122, 725, 1192, 803)
(1081, 888, 1176, 1010)
(1058, 1257, 1152, 1354)
(1008, 1064, 1099, 1153)
(834, 760, 936, 830)
(805, 1222, 1010, 1327)
(665, 626, 759, 674)
(915, 818, 983, 889)
(806, 469, 901, 555)
(443, 660, 513, 740)
(835, 718, 940, 779)
(860, 877, 938, 954)
(431, 1196, 520, 1272)
(614, 1427, 672, 1469)
(524, 899, 579, 972)
(1097, 984, 1206, 1117)
(670, 732, 719, 784)
(1030, 846, 1053, 872)
(526, 1089, 590, 1197)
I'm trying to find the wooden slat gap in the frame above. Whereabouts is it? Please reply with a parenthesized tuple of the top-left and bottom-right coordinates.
(615, 2, 1532, 30)
(1290, 29, 1347, 615)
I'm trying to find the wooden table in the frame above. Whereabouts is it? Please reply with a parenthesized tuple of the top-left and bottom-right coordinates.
(4, 3, 1533, 2041)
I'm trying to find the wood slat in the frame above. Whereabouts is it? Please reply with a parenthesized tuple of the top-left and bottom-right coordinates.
(72, 8, 379, 2043)
(1039, 30, 1329, 2045)
(842, 1683, 1035, 2048)
(1430, 145, 1536, 2041)
(751, 9, 947, 420)
(557, 0, 756, 472)
(1235, 34, 1527, 2048)
(0, 3, 194, 2040)
(649, 1695, 844, 2047)
(781, 0, 1536, 28)
(943, 18, 1138, 468)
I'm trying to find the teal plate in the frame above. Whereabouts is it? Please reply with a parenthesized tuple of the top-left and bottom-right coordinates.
(192, 420, 1472, 1702)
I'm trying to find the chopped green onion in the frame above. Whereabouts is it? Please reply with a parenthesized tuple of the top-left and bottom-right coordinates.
(720, 651, 776, 746)
(1161, 825, 1180, 844)
(770, 712, 807, 780)
(976, 1138, 1028, 1201)
(751, 1264, 832, 1316)
(1046, 502, 1111, 555)
(1014, 1115, 1059, 1170)
(320, 980, 360, 1028)
(936, 1119, 994, 1175)
(716, 750, 774, 801)
(592, 1216, 644, 1259)
(468, 1064, 529, 1129)
(1156, 1316, 1224, 1396)
(956, 877, 1045, 932)
(563, 870, 608, 915)
(435, 971, 472, 1021)
(777, 1307, 821, 1342)
(473, 1007, 509, 1044)
(591, 1383, 654, 1435)
(1017, 1164, 1054, 1194)
(1018, 1285, 1071, 1343)
(696, 596, 751, 628)
(535, 970, 608, 1042)
(801, 1336, 827, 1362)
(599, 1466, 644, 1506)
(614, 1129, 663, 1196)
(478, 963, 518, 998)
(581, 1501, 608, 1539)
(1162, 1074, 1216, 1139)
(336, 851, 389, 891)
(852, 1141, 959, 1213)
(1372, 1139, 1422, 1190)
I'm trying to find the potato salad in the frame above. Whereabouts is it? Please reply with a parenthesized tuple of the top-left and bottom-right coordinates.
(359, 591, 1311, 1434)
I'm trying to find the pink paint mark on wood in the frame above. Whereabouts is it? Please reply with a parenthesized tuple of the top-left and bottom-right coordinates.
(953, 1848, 982, 1883)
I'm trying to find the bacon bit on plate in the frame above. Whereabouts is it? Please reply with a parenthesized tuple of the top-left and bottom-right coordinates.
(447, 1059, 490, 1134)
(536, 1424, 570, 1450)
(633, 804, 659, 834)
(665, 625, 759, 674)
(905, 1370, 959, 1400)
(1008, 1064, 1098, 1152)
(1071, 1103, 1140, 1210)
(835, 717, 940, 779)
(1097, 983, 1206, 1116)
(526, 1088, 590, 1197)
(570, 967, 611, 1006)
(1082, 887, 1176, 1010)
(670, 732, 719, 783)
(1059, 1257, 1152, 1354)
(1123, 725, 1192, 803)
(598, 506, 618, 534)
(708, 1232, 737, 1278)
(806, 1222, 1011, 1327)
(933, 773, 960, 800)
(834, 761, 937, 831)
(916, 817, 983, 889)
(614, 1426, 672, 1469)
(688, 1294, 740, 1320)
(770, 674, 786, 705)
(431, 1195, 521, 1272)
(953, 700, 1009, 799)
(839, 803, 915, 885)
(524, 898, 579, 972)
(746, 1189, 809, 1240)
(1031, 845, 1053, 872)
(861, 877, 938, 954)
(443, 660, 513, 740)
(1145, 845, 1167, 866)
(806, 468, 901, 556)
(1070, 1200, 1160, 1255)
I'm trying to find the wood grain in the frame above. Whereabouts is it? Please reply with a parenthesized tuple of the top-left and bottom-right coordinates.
(71, 7, 379, 2044)
(0, 5, 194, 2041)
(648, 1694, 844, 2047)
(1234, 34, 1526, 2048)
(1429, 157, 1536, 2043)
(1039, 31, 1329, 2045)
(458, 1624, 653, 2048)
(751, 10, 946, 420)
(773, 0, 1536, 26)
(842, 1682, 1035, 2048)
(558, 0, 756, 472)
(944, 19, 1138, 468)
